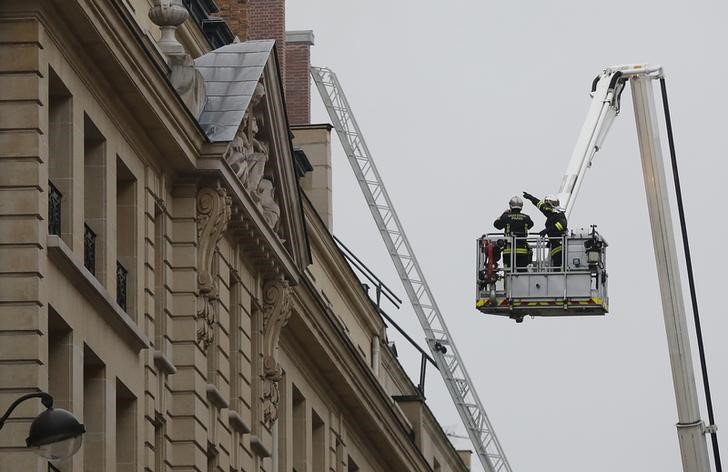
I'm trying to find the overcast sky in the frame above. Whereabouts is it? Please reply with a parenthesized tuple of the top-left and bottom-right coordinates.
(286, 1, 727, 471)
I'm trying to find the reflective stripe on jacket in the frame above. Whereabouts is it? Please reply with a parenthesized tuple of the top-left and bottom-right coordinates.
(493, 210, 534, 237)
(536, 200, 568, 238)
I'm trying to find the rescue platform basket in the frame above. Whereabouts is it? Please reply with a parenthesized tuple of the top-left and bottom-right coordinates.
(476, 228, 609, 320)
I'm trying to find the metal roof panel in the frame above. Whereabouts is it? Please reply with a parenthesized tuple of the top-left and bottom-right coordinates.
(194, 40, 275, 142)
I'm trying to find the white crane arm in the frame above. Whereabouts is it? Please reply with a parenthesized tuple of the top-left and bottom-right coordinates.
(559, 63, 711, 472)
(557, 64, 661, 217)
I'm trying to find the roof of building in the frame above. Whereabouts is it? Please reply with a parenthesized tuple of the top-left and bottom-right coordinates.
(194, 40, 275, 142)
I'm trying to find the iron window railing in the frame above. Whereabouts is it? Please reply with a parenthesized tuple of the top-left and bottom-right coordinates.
(84, 224, 96, 275)
(48, 181, 62, 236)
(116, 261, 128, 311)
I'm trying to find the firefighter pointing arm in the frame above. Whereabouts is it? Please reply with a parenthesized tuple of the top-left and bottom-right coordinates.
(523, 192, 568, 269)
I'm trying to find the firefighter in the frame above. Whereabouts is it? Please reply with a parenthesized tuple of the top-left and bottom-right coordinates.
(493, 196, 534, 271)
(523, 192, 568, 269)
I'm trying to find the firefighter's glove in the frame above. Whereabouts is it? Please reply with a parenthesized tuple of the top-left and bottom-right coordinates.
(523, 192, 537, 203)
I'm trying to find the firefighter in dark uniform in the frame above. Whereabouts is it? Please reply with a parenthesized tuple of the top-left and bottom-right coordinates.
(493, 196, 534, 271)
(523, 192, 568, 269)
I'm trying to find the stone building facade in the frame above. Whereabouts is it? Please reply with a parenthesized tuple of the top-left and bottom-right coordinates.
(0, 1, 471, 471)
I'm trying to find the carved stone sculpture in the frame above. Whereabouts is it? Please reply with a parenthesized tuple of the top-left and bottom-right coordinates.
(226, 114, 252, 177)
(148, 0, 188, 56)
(224, 82, 269, 196)
(148, 1, 205, 118)
(257, 179, 280, 229)
(260, 279, 292, 426)
(222, 80, 281, 231)
(169, 54, 206, 117)
(196, 185, 232, 348)
(243, 115, 269, 196)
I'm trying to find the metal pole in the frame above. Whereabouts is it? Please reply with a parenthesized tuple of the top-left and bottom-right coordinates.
(630, 75, 711, 472)
(659, 77, 722, 472)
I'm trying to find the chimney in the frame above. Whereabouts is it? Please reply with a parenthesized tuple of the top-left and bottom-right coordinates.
(214, 0, 286, 76)
(247, 0, 286, 76)
(292, 124, 333, 229)
(215, 0, 248, 40)
(285, 30, 314, 125)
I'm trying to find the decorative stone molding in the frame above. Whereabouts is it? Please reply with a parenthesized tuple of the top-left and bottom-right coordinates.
(153, 350, 177, 375)
(250, 435, 272, 458)
(196, 184, 232, 348)
(228, 410, 251, 434)
(260, 278, 292, 426)
(206, 383, 229, 409)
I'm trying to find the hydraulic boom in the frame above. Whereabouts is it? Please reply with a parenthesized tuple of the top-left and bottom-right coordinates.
(557, 64, 713, 472)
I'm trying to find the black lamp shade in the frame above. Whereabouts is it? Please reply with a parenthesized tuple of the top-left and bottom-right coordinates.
(26, 408, 85, 461)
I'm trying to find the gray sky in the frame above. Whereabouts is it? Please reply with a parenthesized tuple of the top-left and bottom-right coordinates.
(287, 1, 728, 471)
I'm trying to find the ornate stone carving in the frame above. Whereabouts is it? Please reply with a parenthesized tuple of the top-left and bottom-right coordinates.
(224, 82, 281, 231)
(169, 54, 206, 117)
(260, 278, 292, 426)
(149, 1, 205, 117)
(196, 184, 232, 348)
(257, 179, 280, 229)
(243, 114, 269, 196)
(148, 0, 189, 56)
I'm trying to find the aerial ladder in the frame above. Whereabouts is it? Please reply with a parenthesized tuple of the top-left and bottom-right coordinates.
(311, 67, 512, 472)
(559, 64, 720, 472)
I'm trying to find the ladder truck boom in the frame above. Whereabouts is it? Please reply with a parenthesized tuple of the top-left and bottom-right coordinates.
(557, 64, 662, 218)
(559, 64, 713, 472)
(311, 66, 512, 472)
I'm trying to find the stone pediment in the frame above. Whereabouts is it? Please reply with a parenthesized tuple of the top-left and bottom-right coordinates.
(195, 41, 310, 271)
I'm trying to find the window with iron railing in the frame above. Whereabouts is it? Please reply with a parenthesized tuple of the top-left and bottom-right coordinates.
(116, 261, 128, 311)
(48, 181, 62, 236)
(84, 224, 96, 275)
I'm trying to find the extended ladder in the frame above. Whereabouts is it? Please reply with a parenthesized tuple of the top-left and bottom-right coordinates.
(311, 66, 511, 472)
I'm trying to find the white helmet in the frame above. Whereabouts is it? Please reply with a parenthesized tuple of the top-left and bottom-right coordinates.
(509, 196, 523, 210)
(544, 194, 560, 208)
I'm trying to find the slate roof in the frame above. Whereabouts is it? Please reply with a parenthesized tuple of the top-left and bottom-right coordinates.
(194, 40, 275, 142)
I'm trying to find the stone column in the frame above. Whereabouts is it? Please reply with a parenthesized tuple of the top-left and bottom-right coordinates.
(0, 16, 48, 472)
(167, 182, 208, 471)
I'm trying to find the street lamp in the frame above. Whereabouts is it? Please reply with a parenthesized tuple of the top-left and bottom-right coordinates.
(0, 392, 85, 462)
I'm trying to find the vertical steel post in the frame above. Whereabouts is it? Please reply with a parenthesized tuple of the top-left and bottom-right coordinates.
(630, 75, 711, 472)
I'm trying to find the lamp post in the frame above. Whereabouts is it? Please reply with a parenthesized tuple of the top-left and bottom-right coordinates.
(0, 392, 85, 462)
